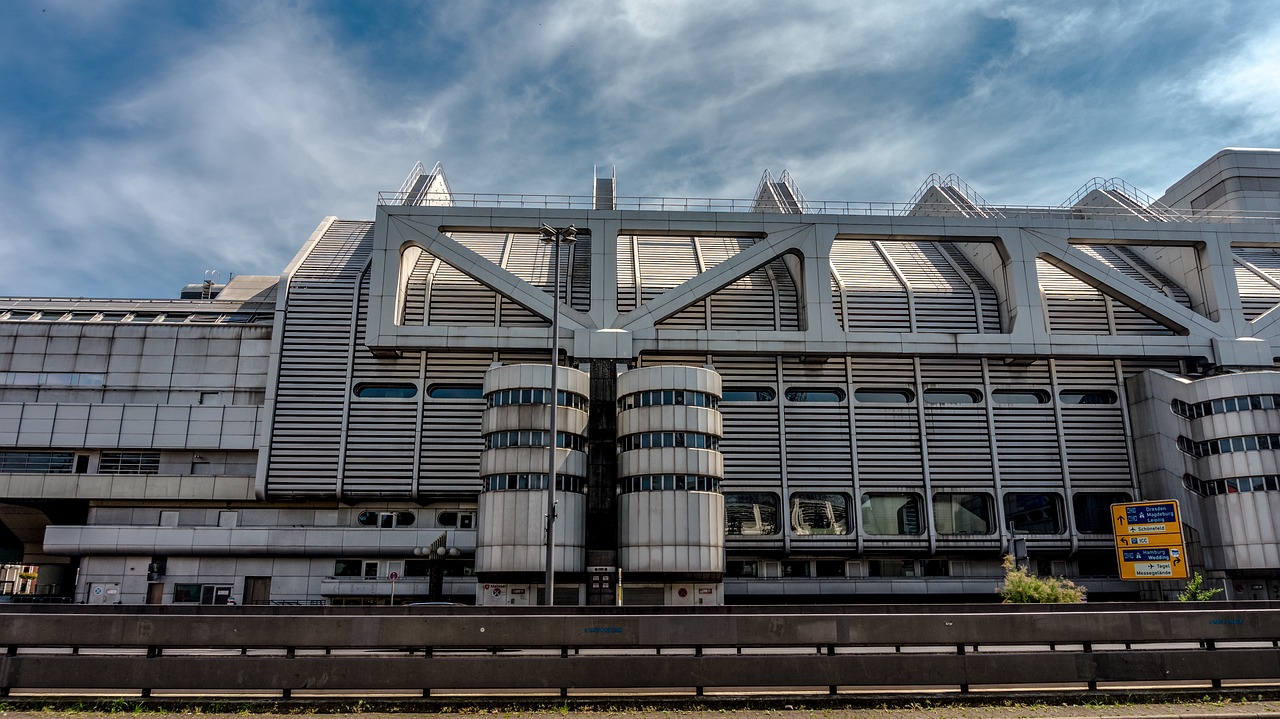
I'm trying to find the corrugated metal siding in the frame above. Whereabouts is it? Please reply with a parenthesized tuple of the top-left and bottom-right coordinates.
(1233, 249, 1280, 321)
(266, 220, 373, 496)
(418, 352, 488, 494)
(345, 272, 421, 496)
(831, 240, 909, 332)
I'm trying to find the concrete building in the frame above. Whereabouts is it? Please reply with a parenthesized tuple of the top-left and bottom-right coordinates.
(5, 150, 1280, 605)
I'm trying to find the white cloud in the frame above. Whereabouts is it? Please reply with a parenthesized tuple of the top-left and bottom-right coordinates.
(1194, 20, 1280, 138)
(3, 0, 1279, 298)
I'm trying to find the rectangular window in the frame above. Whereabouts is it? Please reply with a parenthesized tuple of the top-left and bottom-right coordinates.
(173, 584, 202, 603)
(0, 451, 74, 473)
(869, 559, 915, 577)
(781, 560, 811, 578)
(789, 493, 849, 535)
(1072, 492, 1131, 534)
(860, 493, 923, 536)
(815, 560, 846, 578)
(921, 559, 950, 577)
(726, 560, 758, 578)
(333, 560, 362, 577)
(932, 493, 994, 535)
(1003, 493, 1064, 534)
(98, 451, 160, 474)
(724, 493, 780, 536)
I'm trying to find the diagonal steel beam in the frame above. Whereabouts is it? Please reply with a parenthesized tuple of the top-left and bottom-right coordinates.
(616, 225, 811, 331)
(1026, 229, 1222, 337)
(389, 215, 596, 330)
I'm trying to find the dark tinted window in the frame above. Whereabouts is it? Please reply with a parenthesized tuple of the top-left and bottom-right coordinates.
(355, 383, 418, 398)
(1072, 492, 1130, 534)
(721, 387, 776, 402)
(923, 389, 981, 404)
(1003, 493, 1065, 534)
(992, 389, 1050, 405)
(854, 388, 914, 403)
(427, 385, 483, 399)
(785, 387, 846, 403)
(1059, 390, 1118, 405)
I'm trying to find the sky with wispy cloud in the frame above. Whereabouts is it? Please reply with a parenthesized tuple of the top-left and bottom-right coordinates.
(2, 0, 1279, 298)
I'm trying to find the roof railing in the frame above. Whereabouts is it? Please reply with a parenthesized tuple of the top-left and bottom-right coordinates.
(375, 190, 1280, 222)
(1062, 177, 1191, 221)
(903, 173, 997, 216)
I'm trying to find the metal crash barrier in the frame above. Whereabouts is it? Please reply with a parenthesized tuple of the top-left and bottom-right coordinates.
(1, 603, 1279, 697)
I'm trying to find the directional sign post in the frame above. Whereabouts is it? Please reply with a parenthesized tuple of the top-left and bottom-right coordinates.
(1111, 500, 1188, 580)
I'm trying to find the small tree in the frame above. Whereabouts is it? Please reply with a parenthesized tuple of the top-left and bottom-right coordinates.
(1177, 572, 1223, 601)
(997, 555, 1086, 603)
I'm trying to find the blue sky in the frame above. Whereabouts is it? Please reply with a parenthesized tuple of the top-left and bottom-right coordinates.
(2, 0, 1279, 298)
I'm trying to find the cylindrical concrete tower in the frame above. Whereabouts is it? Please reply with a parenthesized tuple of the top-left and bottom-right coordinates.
(616, 365, 725, 605)
(475, 364, 590, 605)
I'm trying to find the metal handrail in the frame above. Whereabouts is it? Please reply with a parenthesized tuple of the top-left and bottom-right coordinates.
(377, 190, 1280, 222)
(1062, 177, 1191, 221)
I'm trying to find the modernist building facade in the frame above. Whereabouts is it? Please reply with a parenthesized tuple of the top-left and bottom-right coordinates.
(4, 149, 1280, 605)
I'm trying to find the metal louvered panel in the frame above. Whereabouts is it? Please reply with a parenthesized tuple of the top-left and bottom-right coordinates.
(781, 358, 852, 486)
(769, 259, 802, 330)
(708, 269, 780, 330)
(924, 409, 992, 483)
(399, 252, 436, 326)
(428, 263, 498, 326)
(636, 236, 705, 330)
(1076, 245, 1178, 336)
(267, 220, 373, 497)
(938, 243, 1002, 333)
(1232, 250, 1280, 321)
(1115, 246, 1193, 306)
(985, 362, 1061, 487)
(1036, 259, 1111, 334)
(346, 273, 420, 495)
(698, 237, 782, 331)
(851, 357, 921, 485)
(880, 241, 979, 334)
(616, 235, 638, 314)
(500, 233, 556, 327)
(1053, 360, 1131, 489)
(830, 239, 909, 332)
(710, 355, 781, 488)
(417, 352, 487, 494)
(568, 232, 591, 313)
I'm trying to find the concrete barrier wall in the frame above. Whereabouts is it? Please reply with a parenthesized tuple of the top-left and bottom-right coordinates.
(1, 605, 1278, 695)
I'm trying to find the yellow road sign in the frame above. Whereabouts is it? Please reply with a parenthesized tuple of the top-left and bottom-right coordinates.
(1111, 500, 1188, 580)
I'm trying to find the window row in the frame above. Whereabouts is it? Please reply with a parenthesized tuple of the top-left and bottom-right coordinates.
(0, 451, 74, 473)
(619, 389, 719, 411)
(97, 451, 160, 475)
(484, 430, 586, 452)
(483, 473, 587, 492)
(719, 386, 1113, 405)
(486, 388, 589, 411)
(355, 382, 1114, 407)
(1177, 433, 1280, 458)
(618, 432, 721, 451)
(1172, 394, 1280, 420)
(0, 371, 105, 387)
(332, 559, 474, 579)
(1184, 472, 1280, 497)
(618, 474, 721, 493)
(725, 491, 1129, 537)
(0, 451, 159, 474)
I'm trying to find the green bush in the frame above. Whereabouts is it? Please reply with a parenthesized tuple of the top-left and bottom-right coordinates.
(997, 554, 1086, 603)
(1177, 572, 1223, 601)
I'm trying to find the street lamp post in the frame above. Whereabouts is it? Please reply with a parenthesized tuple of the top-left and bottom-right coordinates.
(539, 224, 576, 606)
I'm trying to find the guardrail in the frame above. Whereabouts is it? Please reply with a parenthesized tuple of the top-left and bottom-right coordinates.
(1, 603, 1279, 698)
(375, 190, 1280, 223)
